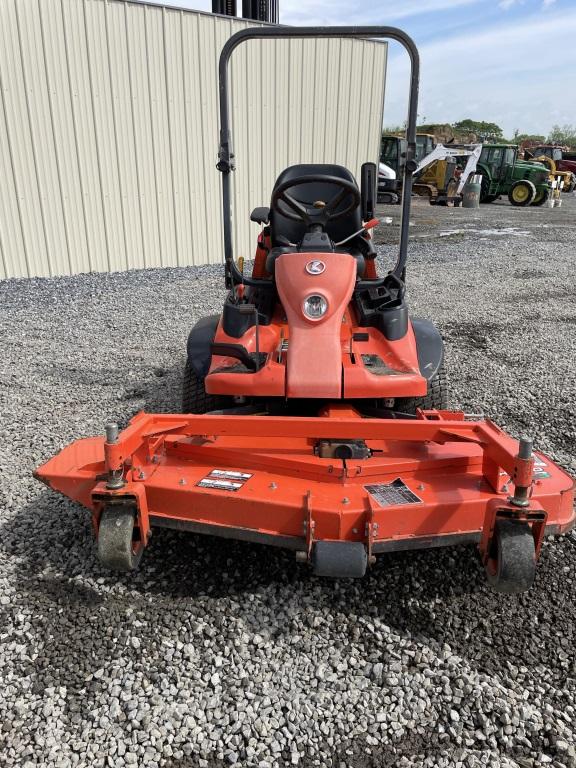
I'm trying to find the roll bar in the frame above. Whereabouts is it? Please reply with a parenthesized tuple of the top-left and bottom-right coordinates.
(217, 26, 420, 289)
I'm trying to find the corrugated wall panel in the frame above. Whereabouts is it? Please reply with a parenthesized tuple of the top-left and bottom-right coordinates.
(0, 0, 387, 279)
(61, 0, 108, 273)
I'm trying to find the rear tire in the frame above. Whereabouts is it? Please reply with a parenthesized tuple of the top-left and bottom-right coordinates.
(98, 505, 143, 572)
(508, 180, 536, 206)
(395, 363, 448, 415)
(485, 519, 536, 593)
(182, 360, 224, 413)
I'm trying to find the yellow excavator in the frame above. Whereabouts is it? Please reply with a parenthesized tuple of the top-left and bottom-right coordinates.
(413, 144, 482, 205)
(379, 138, 482, 205)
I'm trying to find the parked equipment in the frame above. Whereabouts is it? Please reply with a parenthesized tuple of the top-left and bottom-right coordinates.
(35, 26, 574, 593)
(379, 139, 482, 206)
(378, 133, 436, 202)
(525, 146, 576, 190)
(413, 144, 482, 205)
(378, 161, 398, 203)
(526, 154, 576, 196)
(477, 144, 551, 206)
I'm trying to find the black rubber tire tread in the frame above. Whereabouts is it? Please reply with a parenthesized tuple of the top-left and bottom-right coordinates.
(508, 180, 536, 207)
(530, 188, 548, 206)
(480, 177, 497, 204)
(485, 519, 536, 594)
(182, 360, 223, 414)
(394, 363, 448, 415)
(97, 505, 143, 572)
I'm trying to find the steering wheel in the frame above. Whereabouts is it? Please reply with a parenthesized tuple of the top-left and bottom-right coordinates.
(271, 174, 361, 227)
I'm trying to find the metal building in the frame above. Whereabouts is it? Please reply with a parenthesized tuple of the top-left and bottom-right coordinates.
(0, 0, 387, 279)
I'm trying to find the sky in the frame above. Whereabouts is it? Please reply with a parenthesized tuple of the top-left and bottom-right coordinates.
(150, 0, 576, 137)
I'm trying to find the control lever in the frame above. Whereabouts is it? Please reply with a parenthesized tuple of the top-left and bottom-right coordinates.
(237, 303, 261, 371)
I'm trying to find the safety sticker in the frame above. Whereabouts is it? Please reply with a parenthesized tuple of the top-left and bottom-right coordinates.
(197, 469, 252, 492)
(532, 455, 550, 478)
(209, 470, 252, 480)
(533, 467, 551, 479)
(364, 478, 423, 507)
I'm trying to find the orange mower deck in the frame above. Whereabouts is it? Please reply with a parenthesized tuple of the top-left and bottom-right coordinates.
(35, 407, 574, 576)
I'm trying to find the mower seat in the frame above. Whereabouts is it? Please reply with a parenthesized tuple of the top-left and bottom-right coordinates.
(267, 164, 371, 277)
(269, 164, 362, 247)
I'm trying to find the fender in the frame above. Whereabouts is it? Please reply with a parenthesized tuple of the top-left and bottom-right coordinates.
(186, 314, 220, 378)
(411, 317, 444, 381)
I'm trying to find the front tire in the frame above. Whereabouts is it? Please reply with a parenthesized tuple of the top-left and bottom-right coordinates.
(395, 363, 448, 415)
(480, 177, 497, 204)
(182, 360, 224, 413)
(530, 187, 549, 206)
(485, 519, 536, 593)
(508, 180, 536, 206)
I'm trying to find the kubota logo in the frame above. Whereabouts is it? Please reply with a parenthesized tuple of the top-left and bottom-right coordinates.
(305, 260, 326, 275)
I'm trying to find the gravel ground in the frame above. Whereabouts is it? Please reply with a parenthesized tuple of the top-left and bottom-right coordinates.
(0, 194, 575, 768)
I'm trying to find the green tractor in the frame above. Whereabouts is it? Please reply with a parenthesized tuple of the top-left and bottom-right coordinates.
(478, 144, 550, 206)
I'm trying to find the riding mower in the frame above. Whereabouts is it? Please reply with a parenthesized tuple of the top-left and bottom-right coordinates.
(35, 26, 574, 593)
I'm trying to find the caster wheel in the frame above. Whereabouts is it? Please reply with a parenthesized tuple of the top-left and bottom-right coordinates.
(97, 504, 143, 571)
(485, 519, 535, 593)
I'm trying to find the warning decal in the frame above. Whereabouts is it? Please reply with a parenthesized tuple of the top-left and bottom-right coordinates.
(533, 455, 550, 479)
(197, 469, 252, 492)
(364, 478, 423, 508)
(533, 467, 551, 479)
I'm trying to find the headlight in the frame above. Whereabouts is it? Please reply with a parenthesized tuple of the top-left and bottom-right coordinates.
(303, 294, 328, 320)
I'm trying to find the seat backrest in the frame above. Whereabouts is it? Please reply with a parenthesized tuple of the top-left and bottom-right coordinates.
(269, 164, 362, 247)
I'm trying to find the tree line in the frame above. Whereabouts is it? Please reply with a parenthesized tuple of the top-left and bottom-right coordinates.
(383, 119, 576, 148)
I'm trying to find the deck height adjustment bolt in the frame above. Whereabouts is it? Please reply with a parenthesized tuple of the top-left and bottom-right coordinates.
(518, 437, 533, 460)
(510, 437, 533, 508)
(105, 423, 119, 444)
(105, 422, 124, 489)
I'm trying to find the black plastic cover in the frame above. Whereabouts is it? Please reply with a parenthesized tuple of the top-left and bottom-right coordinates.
(411, 318, 444, 381)
(222, 291, 274, 338)
(354, 285, 408, 341)
(186, 314, 220, 378)
(361, 162, 377, 221)
(250, 206, 270, 224)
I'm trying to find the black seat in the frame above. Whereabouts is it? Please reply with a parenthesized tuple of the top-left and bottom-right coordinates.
(269, 164, 362, 247)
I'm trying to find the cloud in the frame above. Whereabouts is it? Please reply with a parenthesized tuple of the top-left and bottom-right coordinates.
(384, 7, 576, 135)
(499, 0, 519, 9)
(542, 0, 556, 7)
(279, 0, 482, 25)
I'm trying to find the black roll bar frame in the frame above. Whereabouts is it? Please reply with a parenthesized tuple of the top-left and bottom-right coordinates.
(217, 26, 420, 289)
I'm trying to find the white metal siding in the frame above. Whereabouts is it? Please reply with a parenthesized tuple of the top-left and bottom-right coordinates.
(0, 0, 387, 279)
